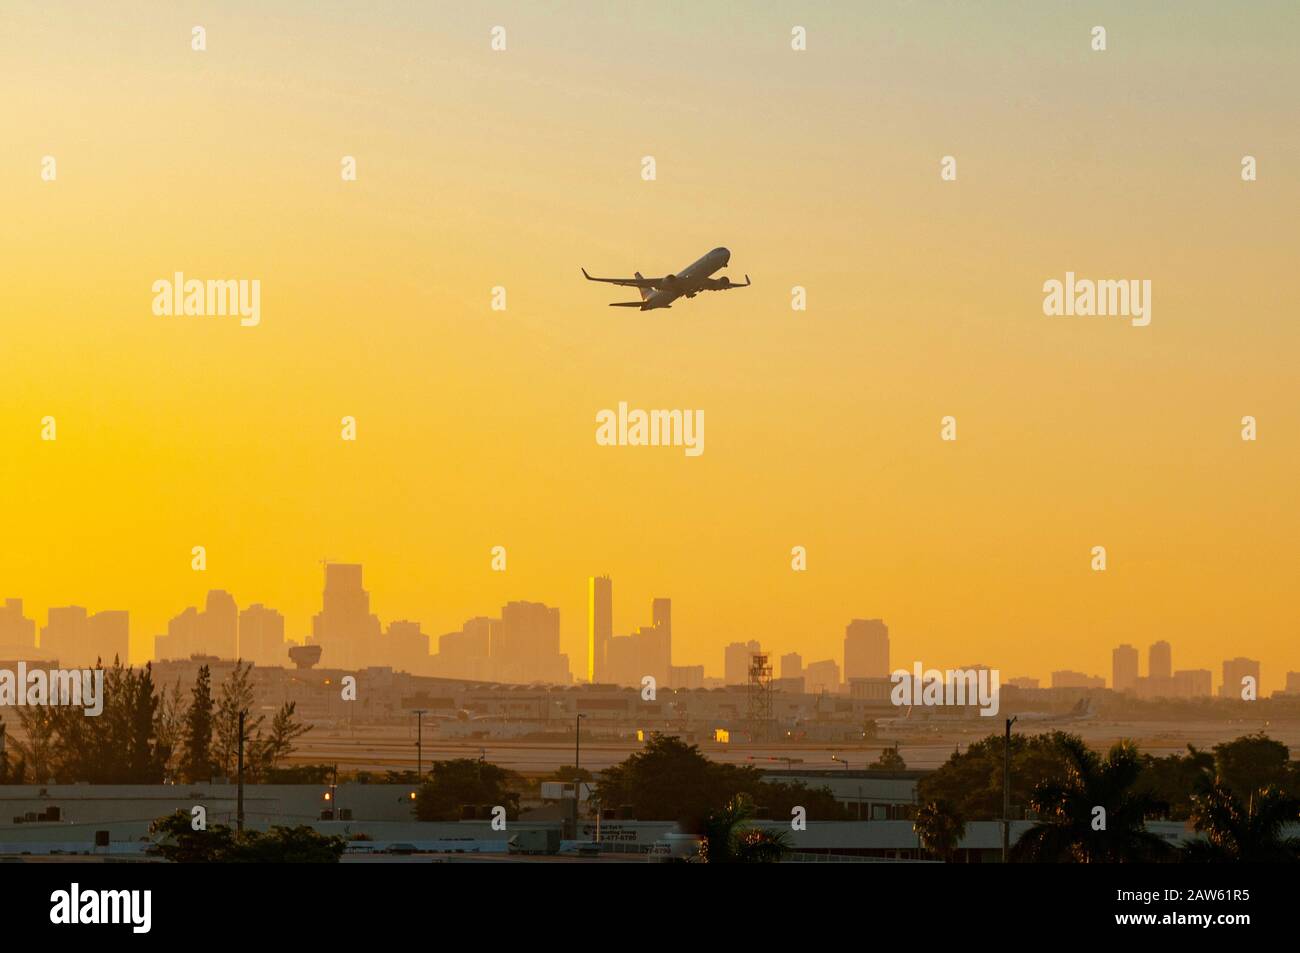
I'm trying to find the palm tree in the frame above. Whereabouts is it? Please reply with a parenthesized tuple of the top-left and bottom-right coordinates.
(1183, 782, 1300, 863)
(699, 793, 792, 863)
(914, 800, 966, 861)
(1013, 737, 1170, 862)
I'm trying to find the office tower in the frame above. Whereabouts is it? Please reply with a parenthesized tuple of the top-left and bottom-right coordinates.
(310, 563, 382, 670)
(780, 652, 803, 680)
(724, 640, 761, 686)
(587, 576, 612, 683)
(805, 659, 841, 695)
(158, 590, 239, 661)
(496, 601, 566, 684)
(669, 665, 705, 690)
(0, 599, 37, 655)
(42, 606, 129, 667)
(605, 634, 639, 687)
(1172, 669, 1213, 698)
(1220, 657, 1261, 699)
(385, 620, 430, 675)
(844, 619, 890, 679)
(1112, 644, 1139, 692)
(651, 598, 672, 676)
(1051, 670, 1106, 689)
(645, 598, 672, 684)
(238, 603, 285, 667)
(1149, 640, 1172, 681)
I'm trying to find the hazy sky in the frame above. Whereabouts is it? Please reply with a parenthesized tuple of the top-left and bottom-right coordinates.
(2, 2, 1298, 688)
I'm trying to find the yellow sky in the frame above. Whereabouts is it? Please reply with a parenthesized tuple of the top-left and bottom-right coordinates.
(2, 2, 1298, 689)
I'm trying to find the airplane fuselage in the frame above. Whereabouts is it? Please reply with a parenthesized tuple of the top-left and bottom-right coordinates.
(641, 246, 730, 309)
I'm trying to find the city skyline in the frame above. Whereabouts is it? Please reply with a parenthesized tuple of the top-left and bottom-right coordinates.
(0, 562, 1288, 695)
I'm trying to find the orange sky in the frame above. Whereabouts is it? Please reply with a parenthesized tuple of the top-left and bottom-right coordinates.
(2, 2, 1298, 690)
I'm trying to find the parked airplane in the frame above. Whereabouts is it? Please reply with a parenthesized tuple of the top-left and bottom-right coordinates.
(582, 246, 750, 310)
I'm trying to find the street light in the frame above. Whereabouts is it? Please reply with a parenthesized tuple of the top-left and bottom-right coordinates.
(574, 713, 587, 838)
(831, 754, 850, 771)
(411, 708, 427, 779)
(1002, 716, 1018, 863)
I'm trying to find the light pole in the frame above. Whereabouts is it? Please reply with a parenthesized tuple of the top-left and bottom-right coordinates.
(412, 709, 427, 779)
(1002, 716, 1017, 863)
(831, 754, 850, 771)
(574, 713, 586, 838)
(236, 709, 246, 833)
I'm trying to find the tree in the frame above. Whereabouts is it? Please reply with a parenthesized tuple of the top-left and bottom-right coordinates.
(153, 678, 187, 780)
(918, 730, 1083, 821)
(1212, 734, 1293, 802)
(12, 706, 57, 783)
(1013, 738, 1171, 863)
(594, 733, 849, 825)
(413, 758, 521, 821)
(1134, 745, 1215, 820)
(248, 701, 311, 781)
(147, 810, 345, 863)
(914, 799, 966, 861)
(870, 745, 907, 771)
(213, 661, 263, 778)
(1183, 781, 1300, 863)
(181, 665, 215, 782)
(699, 794, 791, 863)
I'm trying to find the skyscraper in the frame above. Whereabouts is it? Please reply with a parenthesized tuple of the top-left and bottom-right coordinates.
(42, 606, 129, 667)
(1220, 657, 1261, 699)
(1149, 640, 1172, 681)
(158, 590, 238, 661)
(310, 563, 381, 670)
(724, 640, 761, 686)
(649, 597, 672, 683)
(587, 575, 612, 683)
(844, 618, 890, 679)
(780, 652, 803, 679)
(238, 603, 285, 667)
(1112, 644, 1139, 692)
(0, 599, 36, 656)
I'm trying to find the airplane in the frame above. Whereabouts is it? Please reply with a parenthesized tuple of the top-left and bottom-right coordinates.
(582, 246, 750, 310)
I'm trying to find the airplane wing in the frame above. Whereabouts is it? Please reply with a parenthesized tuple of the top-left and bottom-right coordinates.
(582, 268, 663, 289)
(701, 274, 751, 291)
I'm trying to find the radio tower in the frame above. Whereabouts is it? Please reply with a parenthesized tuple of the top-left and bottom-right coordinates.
(747, 652, 774, 743)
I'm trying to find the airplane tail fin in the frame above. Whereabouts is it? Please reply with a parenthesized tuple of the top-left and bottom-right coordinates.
(634, 271, 652, 301)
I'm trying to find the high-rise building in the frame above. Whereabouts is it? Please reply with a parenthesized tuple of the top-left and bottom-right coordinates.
(1172, 669, 1212, 698)
(1286, 672, 1300, 696)
(0, 599, 37, 656)
(587, 576, 612, 683)
(42, 606, 129, 667)
(1149, 641, 1172, 681)
(805, 658, 841, 695)
(780, 652, 803, 679)
(310, 563, 382, 670)
(844, 619, 889, 679)
(495, 600, 567, 684)
(724, 640, 761, 686)
(1220, 657, 1261, 699)
(1112, 644, 1139, 692)
(238, 603, 285, 667)
(158, 590, 239, 661)
(1051, 670, 1105, 689)
(651, 597, 672, 676)
(385, 620, 430, 675)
